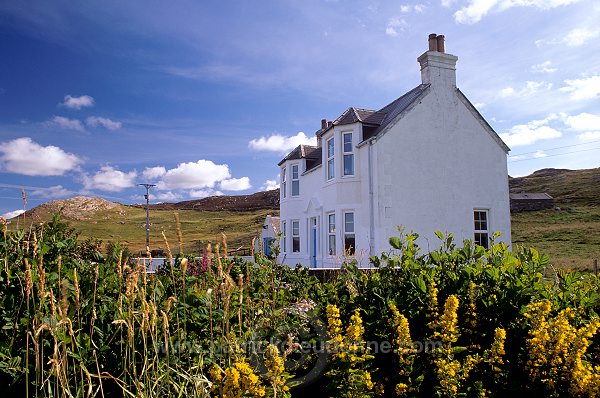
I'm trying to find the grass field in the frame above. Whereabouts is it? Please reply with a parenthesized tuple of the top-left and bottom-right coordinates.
(21, 205, 276, 256)
(511, 206, 600, 271)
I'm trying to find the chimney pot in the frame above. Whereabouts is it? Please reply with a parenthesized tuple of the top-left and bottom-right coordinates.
(327, 121, 333, 128)
(428, 33, 438, 51)
(321, 118, 327, 129)
(436, 35, 445, 53)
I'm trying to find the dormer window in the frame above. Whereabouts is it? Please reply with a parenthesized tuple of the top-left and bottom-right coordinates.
(281, 167, 287, 199)
(343, 132, 354, 176)
(327, 137, 335, 180)
(291, 164, 300, 196)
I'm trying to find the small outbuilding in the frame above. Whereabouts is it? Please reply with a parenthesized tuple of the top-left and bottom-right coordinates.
(510, 193, 554, 212)
(256, 215, 280, 256)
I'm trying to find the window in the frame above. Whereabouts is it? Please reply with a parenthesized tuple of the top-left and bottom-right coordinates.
(291, 164, 300, 196)
(281, 221, 287, 253)
(327, 213, 336, 255)
(474, 210, 489, 249)
(344, 212, 355, 255)
(343, 132, 354, 176)
(327, 137, 335, 180)
(292, 220, 300, 253)
(281, 167, 287, 199)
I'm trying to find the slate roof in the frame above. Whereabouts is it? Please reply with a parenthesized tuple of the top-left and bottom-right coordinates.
(277, 144, 320, 166)
(316, 84, 429, 139)
(509, 193, 553, 200)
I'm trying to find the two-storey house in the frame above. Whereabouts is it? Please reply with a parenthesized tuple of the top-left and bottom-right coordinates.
(278, 34, 511, 267)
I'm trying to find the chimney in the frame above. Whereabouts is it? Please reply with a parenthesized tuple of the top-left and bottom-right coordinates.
(327, 121, 333, 128)
(417, 33, 458, 88)
(321, 118, 327, 130)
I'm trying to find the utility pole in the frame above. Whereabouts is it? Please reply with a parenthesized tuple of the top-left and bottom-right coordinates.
(139, 183, 156, 251)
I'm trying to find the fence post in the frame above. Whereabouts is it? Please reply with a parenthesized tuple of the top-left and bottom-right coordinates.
(594, 258, 598, 277)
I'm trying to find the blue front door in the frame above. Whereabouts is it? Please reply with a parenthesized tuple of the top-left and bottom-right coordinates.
(264, 238, 272, 256)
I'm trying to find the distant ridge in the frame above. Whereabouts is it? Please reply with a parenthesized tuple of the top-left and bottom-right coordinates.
(509, 167, 600, 207)
(131, 189, 280, 212)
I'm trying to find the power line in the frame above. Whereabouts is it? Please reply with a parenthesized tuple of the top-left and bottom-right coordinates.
(509, 139, 600, 158)
(509, 146, 600, 163)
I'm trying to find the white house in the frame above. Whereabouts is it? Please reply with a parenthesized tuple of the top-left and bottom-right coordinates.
(256, 215, 281, 257)
(278, 34, 511, 268)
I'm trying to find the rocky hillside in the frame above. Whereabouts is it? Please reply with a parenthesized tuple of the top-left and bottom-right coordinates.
(24, 196, 128, 222)
(509, 167, 600, 206)
(133, 189, 280, 212)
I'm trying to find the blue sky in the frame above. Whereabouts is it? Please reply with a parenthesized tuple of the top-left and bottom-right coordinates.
(1, 0, 600, 218)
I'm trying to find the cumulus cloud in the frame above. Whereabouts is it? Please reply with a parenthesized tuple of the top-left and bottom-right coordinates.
(248, 132, 317, 153)
(261, 179, 280, 191)
(499, 81, 552, 98)
(142, 166, 167, 180)
(531, 61, 557, 74)
(2, 209, 25, 219)
(564, 112, 600, 131)
(561, 28, 599, 46)
(158, 160, 231, 190)
(51, 116, 84, 131)
(189, 189, 224, 199)
(400, 4, 425, 12)
(560, 75, 600, 101)
(500, 115, 562, 147)
(83, 166, 137, 192)
(578, 131, 600, 140)
(0, 137, 81, 176)
(86, 116, 122, 130)
(454, 0, 582, 24)
(219, 177, 251, 191)
(152, 191, 181, 201)
(61, 94, 94, 110)
(30, 185, 72, 199)
(385, 17, 408, 37)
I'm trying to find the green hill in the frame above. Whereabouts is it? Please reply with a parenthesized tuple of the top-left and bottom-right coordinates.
(510, 167, 600, 270)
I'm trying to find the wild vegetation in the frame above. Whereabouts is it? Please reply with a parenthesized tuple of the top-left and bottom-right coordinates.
(1, 215, 599, 397)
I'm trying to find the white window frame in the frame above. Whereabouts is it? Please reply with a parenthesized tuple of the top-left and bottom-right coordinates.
(326, 137, 335, 180)
(281, 167, 287, 199)
(343, 211, 355, 255)
(281, 221, 287, 253)
(292, 220, 300, 253)
(327, 213, 336, 256)
(291, 164, 300, 196)
(342, 132, 354, 177)
(474, 209, 489, 249)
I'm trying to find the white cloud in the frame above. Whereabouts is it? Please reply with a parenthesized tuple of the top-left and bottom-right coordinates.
(562, 28, 600, 46)
(152, 191, 181, 201)
(189, 189, 224, 199)
(531, 61, 557, 73)
(30, 185, 72, 199)
(248, 132, 317, 153)
(61, 94, 94, 110)
(454, 0, 582, 24)
(86, 116, 122, 130)
(400, 4, 425, 12)
(83, 166, 137, 192)
(261, 179, 280, 191)
(0, 137, 81, 176)
(51, 116, 84, 131)
(564, 113, 600, 131)
(158, 160, 231, 190)
(533, 150, 547, 158)
(500, 115, 562, 147)
(578, 131, 600, 140)
(2, 209, 25, 219)
(441, 0, 457, 6)
(142, 166, 167, 180)
(560, 75, 600, 101)
(219, 177, 251, 191)
(499, 81, 552, 98)
(385, 18, 408, 37)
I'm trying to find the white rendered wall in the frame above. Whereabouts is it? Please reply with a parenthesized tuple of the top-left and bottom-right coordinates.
(372, 83, 511, 254)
